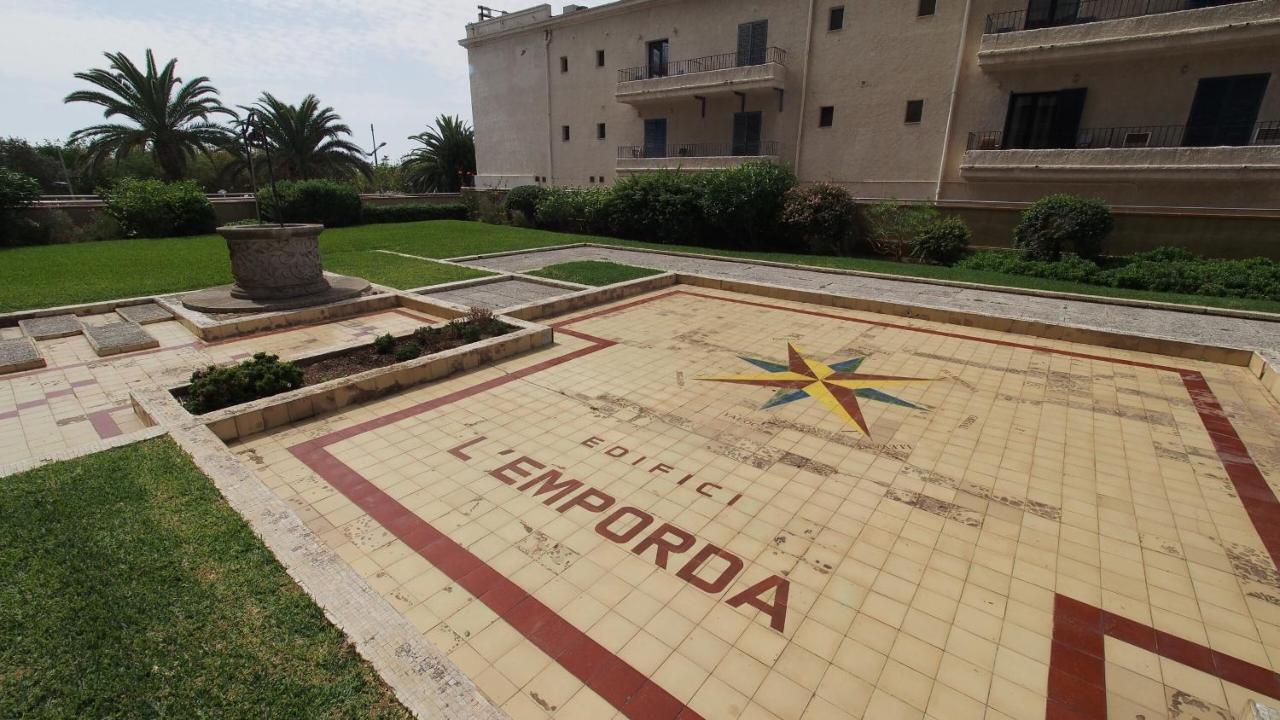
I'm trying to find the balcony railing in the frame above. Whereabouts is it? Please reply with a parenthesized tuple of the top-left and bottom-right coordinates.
(617, 141, 782, 159)
(966, 121, 1280, 150)
(618, 47, 787, 83)
(984, 0, 1250, 33)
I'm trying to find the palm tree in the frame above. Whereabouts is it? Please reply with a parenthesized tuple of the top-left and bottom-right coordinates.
(401, 115, 476, 192)
(245, 93, 370, 180)
(64, 49, 233, 181)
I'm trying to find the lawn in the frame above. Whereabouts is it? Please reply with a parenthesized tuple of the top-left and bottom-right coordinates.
(528, 259, 664, 286)
(0, 438, 410, 719)
(2, 220, 1278, 314)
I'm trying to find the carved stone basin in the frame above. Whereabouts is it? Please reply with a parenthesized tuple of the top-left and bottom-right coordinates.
(181, 223, 370, 313)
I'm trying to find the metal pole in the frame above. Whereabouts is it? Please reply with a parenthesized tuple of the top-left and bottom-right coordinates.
(57, 149, 75, 195)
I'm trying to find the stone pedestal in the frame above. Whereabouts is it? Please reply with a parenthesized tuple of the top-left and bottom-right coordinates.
(182, 223, 369, 313)
(224, 224, 330, 299)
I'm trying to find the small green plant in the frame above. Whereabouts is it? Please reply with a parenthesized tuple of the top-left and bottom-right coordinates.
(183, 352, 304, 414)
(861, 201, 941, 261)
(1013, 194, 1113, 261)
(910, 216, 972, 266)
(0, 168, 41, 246)
(99, 178, 217, 239)
(372, 333, 396, 354)
(782, 183, 859, 256)
(503, 184, 547, 224)
(393, 342, 422, 361)
(258, 179, 362, 227)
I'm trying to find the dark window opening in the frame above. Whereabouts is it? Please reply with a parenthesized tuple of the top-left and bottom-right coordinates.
(736, 20, 769, 66)
(819, 106, 835, 127)
(561, 125, 570, 141)
(1001, 88, 1086, 149)
(905, 100, 925, 123)
(597, 122, 607, 139)
(732, 111, 764, 156)
(918, 0, 936, 16)
(589, 176, 596, 183)
(1024, 0, 1078, 29)
(1184, 73, 1270, 147)
(829, 6, 845, 30)
(560, 56, 568, 73)
(643, 118, 667, 158)
(596, 49, 605, 67)
(646, 39, 669, 78)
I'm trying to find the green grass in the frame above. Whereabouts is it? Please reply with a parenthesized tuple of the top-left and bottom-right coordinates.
(0, 438, 410, 719)
(528, 260, 664, 286)
(2, 219, 1278, 314)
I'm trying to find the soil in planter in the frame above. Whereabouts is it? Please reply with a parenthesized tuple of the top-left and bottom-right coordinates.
(299, 322, 514, 386)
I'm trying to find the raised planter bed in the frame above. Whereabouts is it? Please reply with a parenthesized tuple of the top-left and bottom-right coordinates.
(174, 313, 517, 415)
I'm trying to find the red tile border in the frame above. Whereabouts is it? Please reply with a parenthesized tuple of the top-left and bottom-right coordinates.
(1048, 593, 1280, 719)
(280, 288, 1278, 720)
(87, 405, 127, 439)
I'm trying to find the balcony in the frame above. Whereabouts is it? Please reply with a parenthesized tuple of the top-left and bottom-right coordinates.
(960, 121, 1280, 180)
(978, 0, 1280, 69)
(616, 141, 782, 173)
(616, 48, 788, 104)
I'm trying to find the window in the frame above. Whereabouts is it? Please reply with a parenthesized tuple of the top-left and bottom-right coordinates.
(589, 176, 596, 183)
(562, 125, 571, 141)
(596, 49, 605, 67)
(597, 122, 607, 139)
(829, 6, 845, 30)
(560, 56, 568, 72)
(1184, 74, 1271, 147)
(819, 106, 835, 127)
(1002, 89, 1086, 149)
(736, 20, 769, 66)
(918, 0, 936, 15)
(904, 100, 924, 123)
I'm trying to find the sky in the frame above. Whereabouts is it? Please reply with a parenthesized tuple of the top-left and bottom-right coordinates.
(0, 0, 544, 160)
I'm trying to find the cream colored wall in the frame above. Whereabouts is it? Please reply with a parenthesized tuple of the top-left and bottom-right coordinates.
(797, 0, 967, 199)
(464, 0, 1280, 207)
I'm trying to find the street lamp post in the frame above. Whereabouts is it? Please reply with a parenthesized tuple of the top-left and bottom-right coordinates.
(368, 124, 388, 195)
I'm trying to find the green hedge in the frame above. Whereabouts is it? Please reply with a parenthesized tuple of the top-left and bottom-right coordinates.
(258, 180, 362, 227)
(101, 178, 216, 239)
(1013, 194, 1113, 261)
(361, 203, 468, 224)
(957, 247, 1280, 301)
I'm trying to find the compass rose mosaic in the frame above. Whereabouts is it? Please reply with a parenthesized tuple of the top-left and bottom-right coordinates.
(699, 342, 936, 436)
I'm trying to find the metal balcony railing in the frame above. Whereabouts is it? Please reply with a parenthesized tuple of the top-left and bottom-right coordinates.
(618, 47, 787, 83)
(966, 121, 1280, 150)
(617, 141, 782, 159)
(984, 0, 1250, 34)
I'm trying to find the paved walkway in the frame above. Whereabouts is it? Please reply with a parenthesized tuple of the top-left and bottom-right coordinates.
(455, 246, 1280, 357)
(240, 285, 1280, 720)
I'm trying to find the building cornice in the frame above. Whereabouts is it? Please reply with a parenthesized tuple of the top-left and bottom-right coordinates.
(459, 0, 684, 48)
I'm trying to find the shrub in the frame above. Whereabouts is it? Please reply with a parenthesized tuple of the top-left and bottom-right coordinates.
(393, 342, 422, 361)
(1013, 194, 1113, 261)
(700, 162, 797, 250)
(361, 202, 469, 224)
(609, 171, 706, 243)
(910, 216, 972, 266)
(372, 333, 395, 354)
(183, 352, 304, 414)
(781, 183, 859, 256)
(259, 180, 362, 227)
(956, 250, 1101, 283)
(534, 187, 612, 234)
(0, 168, 41, 240)
(100, 178, 217, 238)
(1095, 252, 1280, 300)
(503, 184, 547, 224)
(861, 201, 941, 261)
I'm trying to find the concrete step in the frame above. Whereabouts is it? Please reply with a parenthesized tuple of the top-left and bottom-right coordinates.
(17, 314, 81, 340)
(115, 303, 173, 325)
(0, 337, 45, 374)
(81, 320, 159, 357)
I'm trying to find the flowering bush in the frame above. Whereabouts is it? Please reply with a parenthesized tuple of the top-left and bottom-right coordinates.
(782, 184, 859, 255)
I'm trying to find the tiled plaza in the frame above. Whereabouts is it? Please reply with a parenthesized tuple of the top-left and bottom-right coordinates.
(228, 286, 1280, 720)
(0, 306, 437, 468)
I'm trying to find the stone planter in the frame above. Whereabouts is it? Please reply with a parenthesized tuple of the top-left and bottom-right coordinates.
(220, 223, 330, 300)
(181, 224, 370, 314)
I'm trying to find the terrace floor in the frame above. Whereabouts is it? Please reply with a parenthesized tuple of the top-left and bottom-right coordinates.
(225, 285, 1280, 720)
